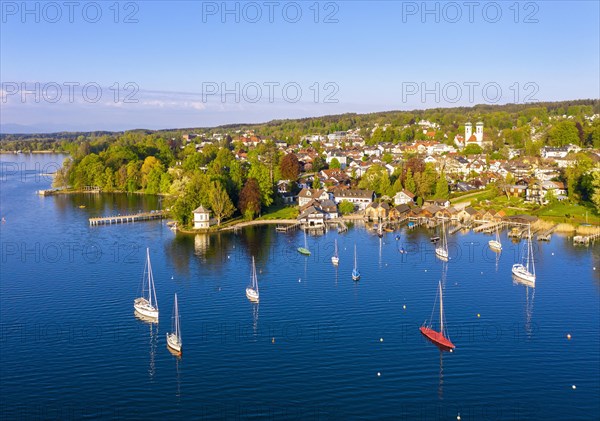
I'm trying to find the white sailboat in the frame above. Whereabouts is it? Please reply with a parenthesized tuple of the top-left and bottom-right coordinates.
(352, 244, 360, 281)
(331, 239, 339, 265)
(489, 225, 502, 251)
(166, 293, 182, 354)
(512, 225, 536, 284)
(246, 256, 260, 302)
(134, 248, 159, 321)
(435, 219, 449, 261)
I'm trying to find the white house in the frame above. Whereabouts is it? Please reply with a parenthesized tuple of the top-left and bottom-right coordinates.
(298, 188, 331, 207)
(332, 189, 375, 211)
(193, 205, 213, 229)
(394, 190, 415, 206)
(327, 131, 347, 142)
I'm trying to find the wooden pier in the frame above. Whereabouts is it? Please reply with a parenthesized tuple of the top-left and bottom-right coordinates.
(508, 226, 527, 238)
(449, 223, 464, 235)
(473, 221, 504, 233)
(573, 231, 600, 246)
(89, 210, 165, 226)
(276, 222, 300, 232)
(407, 217, 426, 229)
(537, 225, 557, 241)
(336, 220, 349, 233)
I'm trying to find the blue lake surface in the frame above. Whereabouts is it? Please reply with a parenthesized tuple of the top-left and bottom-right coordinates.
(1, 154, 599, 420)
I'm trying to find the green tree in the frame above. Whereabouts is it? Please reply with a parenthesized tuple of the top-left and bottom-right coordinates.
(170, 172, 211, 227)
(248, 162, 273, 207)
(547, 120, 580, 146)
(338, 200, 355, 215)
(358, 164, 387, 194)
(313, 177, 322, 189)
(329, 157, 341, 169)
(379, 171, 393, 197)
(591, 171, 600, 213)
(463, 144, 483, 155)
(416, 164, 437, 198)
(392, 176, 403, 195)
(564, 153, 594, 200)
(209, 181, 235, 225)
(159, 172, 172, 193)
(125, 161, 142, 192)
(544, 188, 558, 204)
(312, 156, 326, 172)
(434, 172, 449, 199)
(103, 167, 115, 191)
(53, 158, 71, 189)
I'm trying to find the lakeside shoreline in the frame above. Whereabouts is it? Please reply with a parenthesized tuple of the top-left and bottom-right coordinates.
(38, 189, 598, 235)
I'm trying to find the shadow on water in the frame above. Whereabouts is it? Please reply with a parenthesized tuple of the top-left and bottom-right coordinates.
(54, 192, 162, 217)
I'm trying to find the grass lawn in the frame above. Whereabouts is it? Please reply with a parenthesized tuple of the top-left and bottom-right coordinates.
(451, 190, 489, 204)
(257, 205, 299, 220)
(534, 202, 600, 225)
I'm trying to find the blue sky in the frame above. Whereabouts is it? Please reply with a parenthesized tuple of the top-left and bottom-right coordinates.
(1, 1, 599, 132)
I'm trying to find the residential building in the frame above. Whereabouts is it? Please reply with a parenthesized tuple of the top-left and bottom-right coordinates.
(393, 190, 415, 205)
(332, 189, 375, 211)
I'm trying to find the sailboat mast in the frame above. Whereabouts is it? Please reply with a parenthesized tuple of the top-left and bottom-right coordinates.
(354, 245, 357, 269)
(146, 248, 154, 307)
(525, 226, 531, 271)
(335, 239, 338, 257)
(253, 257, 258, 292)
(439, 281, 444, 333)
(529, 227, 535, 275)
(174, 293, 179, 339)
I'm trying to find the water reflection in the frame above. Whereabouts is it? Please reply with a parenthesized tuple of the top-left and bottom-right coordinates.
(194, 233, 210, 255)
(134, 313, 159, 379)
(438, 350, 444, 400)
(238, 226, 276, 267)
(131, 318, 158, 381)
(174, 356, 182, 399)
(494, 249, 501, 272)
(440, 261, 448, 289)
(252, 303, 259, 337)
(334, 264, 339, 287)
(54, 192, 162, 217)
(512, 275, 535, 339)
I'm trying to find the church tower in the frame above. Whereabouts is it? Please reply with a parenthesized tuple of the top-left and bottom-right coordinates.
(465, 122, 472, 142)
(475, 121, 484, 143)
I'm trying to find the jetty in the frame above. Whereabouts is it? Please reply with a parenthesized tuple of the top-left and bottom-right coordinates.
(449, 223, 464, 235)
(276, 222, 300, 232)
(335, 220, 349, 233)
(573, 231, 600, 246)
(537, 225, 558, 241)
(508, 226, 528, 239)
(89, 210, 165, 226)
(407, 217, 427, 229)
(39, 186, 101, 196)
(473, 221, 504, 233)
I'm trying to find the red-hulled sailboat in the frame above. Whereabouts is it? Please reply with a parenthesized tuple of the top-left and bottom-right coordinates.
(420, 281, 455, 350)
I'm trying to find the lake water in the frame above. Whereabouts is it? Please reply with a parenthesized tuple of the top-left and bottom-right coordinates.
(1, 154, 599, 420)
